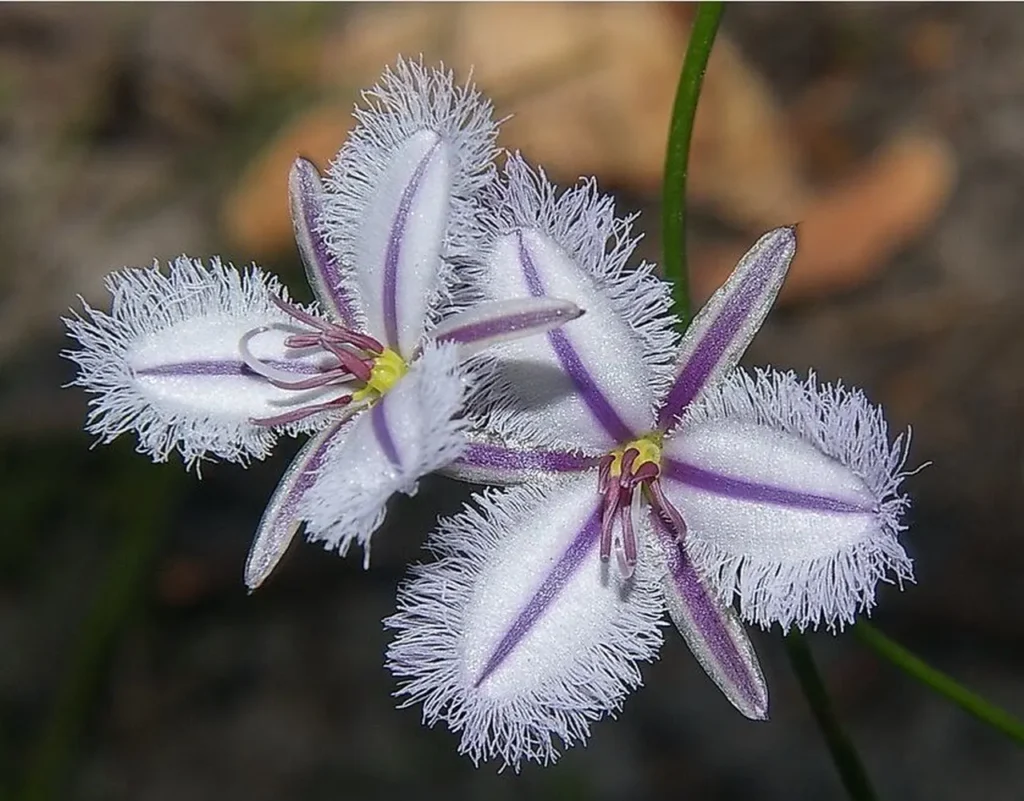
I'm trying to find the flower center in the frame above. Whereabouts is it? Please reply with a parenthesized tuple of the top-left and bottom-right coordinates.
(238, 294, 403, 427)
(598, 433, 687, 579)
(607, 436, 662, 478)
(353, 348, 408, 402)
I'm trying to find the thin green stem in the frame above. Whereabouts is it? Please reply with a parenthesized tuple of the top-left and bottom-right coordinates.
(661, 6, 878, 797)
(784, 634, 879, 801)
(662, 2, 723, 327)
(855, 622, 1024, 745)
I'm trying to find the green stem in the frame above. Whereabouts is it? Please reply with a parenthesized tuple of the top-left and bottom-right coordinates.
(662, 2, 723, 327)
(663, 6, 878, 797)
(855, 622, 1024, 745)
(784, 634, 879, 801)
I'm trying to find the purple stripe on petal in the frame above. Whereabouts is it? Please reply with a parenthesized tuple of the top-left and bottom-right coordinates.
(135, 360, 321, 378)
(458, 442, 597, 474)
(663, 457, 871, 514)
(474, 506, 601, 688)
(245, 419, 347, 589)
(382, 140, 442, 349)
(435, 305, 579, 348)
(290, 158, 360, 327)
(657, 228, 796, 429)
(516, 232, 636, 444)
(653, 515, 767, 719)
(371, 401, 401, 467)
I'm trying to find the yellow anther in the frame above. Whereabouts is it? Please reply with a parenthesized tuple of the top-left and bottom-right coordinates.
(353, 348, 408, 402)
(608, 434, 663, 477)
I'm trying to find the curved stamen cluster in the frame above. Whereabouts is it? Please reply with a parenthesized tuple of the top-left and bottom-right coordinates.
(239, 295, 393, 428)
(597, 436, 687, 578)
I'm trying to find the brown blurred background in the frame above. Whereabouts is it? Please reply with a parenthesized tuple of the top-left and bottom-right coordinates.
(1, 3, 1021, 800)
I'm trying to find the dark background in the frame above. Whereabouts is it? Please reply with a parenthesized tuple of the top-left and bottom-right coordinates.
(2, 4, 1022, 800)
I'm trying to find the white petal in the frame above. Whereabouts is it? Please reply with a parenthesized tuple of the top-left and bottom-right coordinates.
(385, 476, 664, 770)
(470, 155, 678, 454)
(244, 417, 354, 590)
(662, 368, 915, 632)
(299, 342, 468, 561)
(658, 227, 796, 430)
(322, 59, 500, 356)
(63, 257, 343, 468)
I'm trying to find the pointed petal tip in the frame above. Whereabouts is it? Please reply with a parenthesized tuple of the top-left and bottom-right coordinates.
(759, 224, 798, 259)
(288, 156, 323, 195)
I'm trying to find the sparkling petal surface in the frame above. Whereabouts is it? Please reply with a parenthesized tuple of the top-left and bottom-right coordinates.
(132, 318, 343, 423)
(354, 130, 450, 356)
(663, 419, 877, 563)
(386, 477, 664, 769)
(480, 229, 657, 452)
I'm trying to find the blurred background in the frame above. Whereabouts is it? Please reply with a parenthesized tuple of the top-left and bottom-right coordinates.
(1, 3, 1022, 799)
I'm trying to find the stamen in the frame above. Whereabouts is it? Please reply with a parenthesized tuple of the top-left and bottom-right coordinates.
(647, 479, 688, 543)
(269, 294, 384, 354)
(321, 340, 373, 382)
(615, 490, 639, 579)
(250, 395, 353, 427)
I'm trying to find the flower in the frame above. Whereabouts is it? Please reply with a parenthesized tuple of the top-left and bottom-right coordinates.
(385, 156, 915, 769)
(63, 61, 582, 589)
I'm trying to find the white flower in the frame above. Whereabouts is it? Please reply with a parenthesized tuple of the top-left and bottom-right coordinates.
(63, 61, 581, 589)
(386, 157, 915, 769)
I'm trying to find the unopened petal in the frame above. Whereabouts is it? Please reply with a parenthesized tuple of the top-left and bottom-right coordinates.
(663, 368, 915, 632)
(385, 477, 664, 770)
(658, 227, 796, 430)
(471, 156, 678, 454)
(651, 513, 768, 720)
(321, 59, 500, 356)
(299, 342, 468, 560)
(428, 297, 583, 358)
(288, 158, 362, 327)
(63, 257, 342, 468)
(244, 417, 355, 590)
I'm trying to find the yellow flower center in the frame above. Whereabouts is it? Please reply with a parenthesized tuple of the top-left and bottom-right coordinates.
(353, 348, 408, 402)
(607, 433, 663, 477)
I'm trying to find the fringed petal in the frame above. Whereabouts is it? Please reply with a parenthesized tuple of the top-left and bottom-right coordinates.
(63, 257, 342, 469)
(428, 297, 583, 358)
(441, 431, 597, 486)
(651, 512, 768, 719)
(299, 342, 468, 561)
(321, 58, 500, 356)
(469, 156, 677, 453)
(385, 477, 664, 770)
(658, 227, 796, 430)
(244, 417, 354, 590)
(662, 368, 915, 632)
(288, 158, 362, 327)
